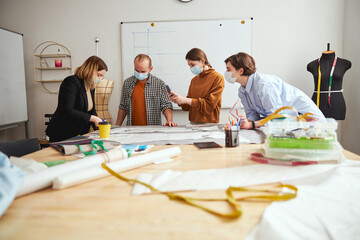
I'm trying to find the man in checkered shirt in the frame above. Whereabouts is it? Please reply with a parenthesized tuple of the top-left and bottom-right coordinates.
(116, 54, 177, 127)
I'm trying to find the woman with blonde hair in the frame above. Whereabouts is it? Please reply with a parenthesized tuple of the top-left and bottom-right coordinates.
(46, 56, 108, 142)
(169, 48, 224, 123)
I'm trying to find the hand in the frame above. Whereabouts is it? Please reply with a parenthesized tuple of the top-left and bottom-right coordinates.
(163, 121, 178, 127)
(90, 115, 103, 127)
(169, 92, 191, 105)
(238, 115, 252, 129)
(176, 95, 190, 105)
(168, 91, 178, 103)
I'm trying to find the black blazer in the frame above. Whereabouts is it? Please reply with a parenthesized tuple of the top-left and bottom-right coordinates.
(46, 75, 97, 142)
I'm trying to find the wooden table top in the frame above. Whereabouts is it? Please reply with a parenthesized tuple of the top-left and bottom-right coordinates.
(0, 144, 359, 240)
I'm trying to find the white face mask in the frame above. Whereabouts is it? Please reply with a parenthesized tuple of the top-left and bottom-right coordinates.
(224, 71, 237, 84)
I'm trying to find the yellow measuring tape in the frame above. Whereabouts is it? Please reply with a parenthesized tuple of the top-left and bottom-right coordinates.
(102, 163, 297, 219)
(259, 106, 315, 126)
(317, 65, 322, 107)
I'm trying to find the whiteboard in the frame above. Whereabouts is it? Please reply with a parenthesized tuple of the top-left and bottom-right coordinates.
(120, 19, 252, 108)
(0, 28, 28, 126)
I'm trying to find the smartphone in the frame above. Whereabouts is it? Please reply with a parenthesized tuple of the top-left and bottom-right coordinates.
(166, 85, 172, 93)
(193, 141, 222, 150)
(166, 85, 174, 96)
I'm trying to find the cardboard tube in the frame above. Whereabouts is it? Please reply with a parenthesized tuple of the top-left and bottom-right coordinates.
(16, 148, 128, 197)
(53, 147, 181, 190)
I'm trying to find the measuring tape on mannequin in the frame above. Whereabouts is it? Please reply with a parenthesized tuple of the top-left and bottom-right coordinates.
(317, 57, 338, 107)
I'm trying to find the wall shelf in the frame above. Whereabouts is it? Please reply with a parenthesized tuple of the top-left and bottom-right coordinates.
(35, 67, 72, 70)
(34, 53, 71, 58)
(33, 41, 72, 94)
(36, 80, 64, 83)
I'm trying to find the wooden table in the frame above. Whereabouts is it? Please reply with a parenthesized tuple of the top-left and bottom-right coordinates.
(1, 144, 359, 240)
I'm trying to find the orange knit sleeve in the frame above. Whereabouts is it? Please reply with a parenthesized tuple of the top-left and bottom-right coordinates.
(180, 81, 193, 111)
(191, 74, 224, 114)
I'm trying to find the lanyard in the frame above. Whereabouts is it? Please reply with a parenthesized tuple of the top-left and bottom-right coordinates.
(317, 56, 337, 107)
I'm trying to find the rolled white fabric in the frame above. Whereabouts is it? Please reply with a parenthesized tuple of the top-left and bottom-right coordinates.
(16, 148, 128, 197)
(53, 147, 181, 190)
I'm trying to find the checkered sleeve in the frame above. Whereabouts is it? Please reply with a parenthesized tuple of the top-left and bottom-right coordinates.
(119, 78, 132, 111)
(159, 80, 173, 113)
(144, 75, 173, 125)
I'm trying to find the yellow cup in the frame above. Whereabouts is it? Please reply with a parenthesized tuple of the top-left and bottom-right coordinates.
(98, 122, 111, 138)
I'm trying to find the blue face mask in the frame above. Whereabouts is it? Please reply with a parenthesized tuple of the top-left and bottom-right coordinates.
(134, 71, 148, 80)
(190, 65, 203, 75)
(94, 76, 101, 84)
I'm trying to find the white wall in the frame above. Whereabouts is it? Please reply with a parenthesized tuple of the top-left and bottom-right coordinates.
(342, 0, 360, 154)
(0, 0, 352, 148)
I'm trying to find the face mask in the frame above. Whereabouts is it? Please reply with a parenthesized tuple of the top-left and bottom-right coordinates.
(190, 65, 203, 75)
(134, 71, 148, 80)
(94, 76, 101, 84)
(224, 71, 237, 84)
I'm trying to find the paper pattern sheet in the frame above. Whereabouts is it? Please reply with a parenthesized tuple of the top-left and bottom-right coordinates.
(89, 125, 255, 145)
(132, 163, 338, 194)
(245, 159, 360, 240)
(132, 158, 360, 239)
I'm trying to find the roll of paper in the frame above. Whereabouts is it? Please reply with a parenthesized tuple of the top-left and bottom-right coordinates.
(53, 147, 181, 190)
(16, 148, 128, 197)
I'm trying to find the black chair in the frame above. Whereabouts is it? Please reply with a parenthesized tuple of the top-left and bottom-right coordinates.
(0, 138, 40, 157)
(39, 113, 54, 149)
(45, 114, 53, 126)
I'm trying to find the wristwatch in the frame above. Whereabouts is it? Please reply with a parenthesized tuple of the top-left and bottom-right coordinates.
(250, 120, 256, 130)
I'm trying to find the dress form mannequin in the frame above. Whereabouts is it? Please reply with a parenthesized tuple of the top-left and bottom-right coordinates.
(307, 50, 351, 120)
(95, 79, 114, 124)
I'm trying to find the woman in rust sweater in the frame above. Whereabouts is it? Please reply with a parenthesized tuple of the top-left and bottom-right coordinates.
(169, 48, 224, 123)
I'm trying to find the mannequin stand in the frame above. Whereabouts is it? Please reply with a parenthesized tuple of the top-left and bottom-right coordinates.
(95, 79, 114, 124)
